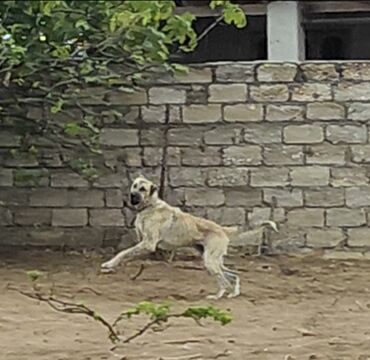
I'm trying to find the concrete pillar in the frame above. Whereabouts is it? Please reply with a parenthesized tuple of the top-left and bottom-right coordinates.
(267, 1, 305, 61)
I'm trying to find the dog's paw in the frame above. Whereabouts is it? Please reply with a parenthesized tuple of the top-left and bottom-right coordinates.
(227, 292, 240, 299)
(101, 259, 118, 270)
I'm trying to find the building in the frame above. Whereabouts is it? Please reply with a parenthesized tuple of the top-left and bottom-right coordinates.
(174, 0, 370, 62)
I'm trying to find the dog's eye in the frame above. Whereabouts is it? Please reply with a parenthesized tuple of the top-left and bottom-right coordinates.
(139, 187, 146, 192)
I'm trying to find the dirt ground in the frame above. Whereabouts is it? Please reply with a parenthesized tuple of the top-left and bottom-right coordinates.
(1, 249, 370, 360)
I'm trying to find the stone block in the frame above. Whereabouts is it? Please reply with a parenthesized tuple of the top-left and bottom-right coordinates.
(184, 188, 225, 206)
(183, 104, 222, 123)
(204, 127, 241, 145)
(307, 102, 345, 120)
(348, 103, 370, 121)
(28, 228, 103, 248)
(244, 124, 282, 144)
(348, 228, 370, 247)
(335, 83, 370, 101)
(0, 132, 21, 147)
(4, 152, 39, 167)
(209, 84, 247, 103)
(224, 104, 263, 122)
(149, 87, 186, 104)
(346, 187, 370, 208)
(181, 147, 221, 166)
(305, 188, 344, 207)
(108, 89, 147, 105)
(250, 84, 289, 102)
(168, 128, 202, 146)
(141, 129, 166, 146)
(291, 83, 331, 102)
(250, 167, 289, 187)
(143, 147, 163, 166)
(215, 64, 254, 83)
(247, 207, 271, 226)
(341, 63, 370, 81)
(14, 169, 49, 187)
(206, 207, 245, 226)
(287, 208, 324, 227)
(169, 106, 182, 123)
(222, 145, 262, 166)
(352, 145, 370, 163)
(175, 67, 213, 83)
(93, 173, 128, 189)
(30, 189, 69, 207)
(263, 188, 303, 207)
(141, 105, 166, 123)
(106, 189, 124, 208)
(265, 105, 304, 122)
(263, 145, 304, 165)
(14, 208, 51, 226)
(52, 209, 88, 227)
(300, 63, 339, 82)
(89, 209, 125, 226)
(100, 129, 139, 146)
(326, 208, 366, 227)
(323, 250, 365, 260)
(284, 125, 323, 144)
(0, 189, 29, 206)
(51, 172, 88, 188)
(0, 169, 13, 186)
(167, 147, 181, 166)
(169, 167, 206, 187)
(331, 168, 368, 187)
(207, 167, 249, 187)
(225, 189, 262, 207)
(186, 85, 207, 104)
(0, 207, 12, 225)
(290, 166, 330, 186)
(257, 63, 297, 82)
(306, 144, 346, 165)
(68, 190, 105, 207)
(326, 125, 367, 144)
(306, 228, 345, 248)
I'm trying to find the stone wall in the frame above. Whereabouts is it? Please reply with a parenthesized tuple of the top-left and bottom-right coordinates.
(2, 62, 370, 255)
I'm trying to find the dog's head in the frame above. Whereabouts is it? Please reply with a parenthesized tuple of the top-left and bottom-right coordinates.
(129, 176, 158, 209)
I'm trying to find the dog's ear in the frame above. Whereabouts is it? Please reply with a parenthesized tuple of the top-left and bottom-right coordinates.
(150, 184, 157, 196)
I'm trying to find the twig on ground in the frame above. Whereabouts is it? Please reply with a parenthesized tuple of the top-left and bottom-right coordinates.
(130, 264, 145, 281)
(76, 286, 102, 296)
(7, 284, 120, 342)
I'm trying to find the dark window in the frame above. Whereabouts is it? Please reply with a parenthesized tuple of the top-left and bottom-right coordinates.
(172, 15, 267, 63)
(305, 12, 370, 60)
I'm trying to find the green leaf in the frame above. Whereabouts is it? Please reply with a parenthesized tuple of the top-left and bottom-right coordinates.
(172, 63, 188, 74)
(64, 122, 83, 136)
(51, 99, 64, 114)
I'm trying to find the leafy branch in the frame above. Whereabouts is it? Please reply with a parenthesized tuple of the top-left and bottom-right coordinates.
(0, 0, 246, 178)
(7, 270, 233, 347)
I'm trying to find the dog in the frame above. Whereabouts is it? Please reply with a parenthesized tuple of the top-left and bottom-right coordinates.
(101, 176, 278, 300)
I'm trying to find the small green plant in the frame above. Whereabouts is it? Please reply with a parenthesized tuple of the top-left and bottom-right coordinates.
(26, 270, 43, 282)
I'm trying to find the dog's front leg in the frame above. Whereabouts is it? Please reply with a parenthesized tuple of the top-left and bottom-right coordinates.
(101, 241, 156, 270)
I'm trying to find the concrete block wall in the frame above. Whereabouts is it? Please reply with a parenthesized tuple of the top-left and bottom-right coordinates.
(2, 62, 370, 254)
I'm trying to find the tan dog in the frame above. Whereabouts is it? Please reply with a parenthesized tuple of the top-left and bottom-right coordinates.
(101, 176, 278, 299)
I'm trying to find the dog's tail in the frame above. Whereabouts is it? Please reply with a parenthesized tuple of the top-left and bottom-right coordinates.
(222, 221, 278, 236)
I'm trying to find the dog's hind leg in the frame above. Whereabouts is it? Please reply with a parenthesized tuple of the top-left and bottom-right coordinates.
(221, 264, 240, 298)
(203, 250, 232, 300)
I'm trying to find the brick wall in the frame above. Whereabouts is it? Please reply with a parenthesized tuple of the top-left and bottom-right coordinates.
(2, 62, 370, 254)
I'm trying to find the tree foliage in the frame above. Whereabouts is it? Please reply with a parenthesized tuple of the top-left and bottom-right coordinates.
(0, 1, 246, 176)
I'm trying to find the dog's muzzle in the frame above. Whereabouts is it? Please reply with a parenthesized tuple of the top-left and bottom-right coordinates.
(130, 192, 141, 206)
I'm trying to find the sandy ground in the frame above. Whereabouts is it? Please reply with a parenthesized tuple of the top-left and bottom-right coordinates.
(1, 249, 370, 360)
